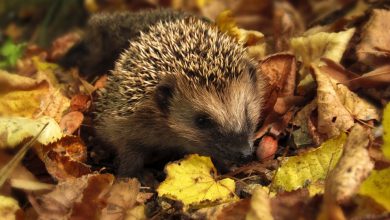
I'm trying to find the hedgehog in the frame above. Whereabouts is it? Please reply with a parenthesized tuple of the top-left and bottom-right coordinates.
(64, 9, 266, 177)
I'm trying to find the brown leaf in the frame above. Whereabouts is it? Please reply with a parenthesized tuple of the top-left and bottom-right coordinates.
(70, 174, 115, 219)
(292, 100, 322, 147)
(101, 179, 151, 220)
(273, 1, 305, 52)
(35, 88, 70, 123)
(271, 189, 320, 220)
(255, 53, 297, 139)
(59, 111, 84, 135)
(70, 94, 91, 112)
(320, 125, 374, 220)
(94, 75, 108, 89)
(49, 32, 81, 61)
(325, 124, 374, 204)
(260, 53, 297, 98)
(357, 9, 390, 67)
(345, 65, 390, 88)
(35, 136, 90, 180)
(31, 174, 114, 219)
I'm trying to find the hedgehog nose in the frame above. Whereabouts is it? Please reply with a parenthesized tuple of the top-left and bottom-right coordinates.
(238, 141, 254, 162)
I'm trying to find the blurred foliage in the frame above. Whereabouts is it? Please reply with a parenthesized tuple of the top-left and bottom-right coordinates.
(0, 39, 25, 69)
(0, 0, 87, 47)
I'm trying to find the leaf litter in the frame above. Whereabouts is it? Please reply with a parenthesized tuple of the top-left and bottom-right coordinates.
(0, 0, 390, 219)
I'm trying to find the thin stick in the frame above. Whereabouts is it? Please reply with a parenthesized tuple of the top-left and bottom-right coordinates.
(0, 122, 49, 187)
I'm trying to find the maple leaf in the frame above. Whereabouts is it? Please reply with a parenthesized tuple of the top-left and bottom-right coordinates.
(157, 154, 238, 210)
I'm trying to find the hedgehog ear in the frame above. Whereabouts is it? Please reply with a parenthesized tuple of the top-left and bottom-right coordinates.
(155, 79, 175, 115)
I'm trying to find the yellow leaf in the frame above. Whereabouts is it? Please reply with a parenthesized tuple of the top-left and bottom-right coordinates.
(0, 195, 20, 220)
(291, 28, 355, 70)
(157, 154, 238, 210)
(272, 133, 346, 192)
(383, 103, 390, 160)
(216, 10, 266, 60)
(359, 168, 390, 211)
(291, 28, 355, 93)
(0, 70, 49, 118)
(0, 116, 63, 148)
(32, 56, 60, 87)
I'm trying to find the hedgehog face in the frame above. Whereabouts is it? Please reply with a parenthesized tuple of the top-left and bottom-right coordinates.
(155, 64, 264, 165)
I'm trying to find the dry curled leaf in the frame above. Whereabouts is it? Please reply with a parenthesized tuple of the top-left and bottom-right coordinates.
(313, 66, 379, 138)
(101, 179, 151, 220)
(291, 28, 355, 94)
(325, 124, 374, 204)
(31, 174, 114, 219)
(35, 136, 90, 180)
(357, 9, 390, 67)
(246, 186, 273, 220)
(59, 111, 84, 135)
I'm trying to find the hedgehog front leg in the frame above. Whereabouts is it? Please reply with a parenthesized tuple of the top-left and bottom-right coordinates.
(116, 147, 145, 177)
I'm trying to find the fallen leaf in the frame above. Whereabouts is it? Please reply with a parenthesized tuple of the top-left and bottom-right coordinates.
(292, 100, 321, 147)
(189, 200, 241, 220)
(292, 28, 355, 68)
(0, 69, 46, 93)
(272, 133, 346, 192)
(49, 32, 81, 61)
(70, 94, 91, 112)
(216, 10, 266, 60)
(273, 1, 305, 51)
(0, 195, 22, 220)
(0, 70, 49, 118)
(325, 124, 374, 204)
(383, 103, 390, 160)
(101, 179, 151, 220)
(313, 66, 355, 138)
(259, 53, 296, 98)
(37, 89, 70, 123)
(157, 154, 238, 210)
(270, 189, 319, 220)
(359, 168, 390, 211)
(344, 65, 390, 89)
(31, 173, 114, 219)
(246, 186, 273, 220)
(291, 28, 355, 94)
(36, 136, 90, 180)
(59, 111, 84, 135)
(357, 9, 390, 66)
(255, 53, 297, 139)
(313, 66, 379, 138)
(0, 116, 62, 149)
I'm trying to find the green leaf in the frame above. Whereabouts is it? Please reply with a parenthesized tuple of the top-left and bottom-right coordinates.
(0, 40, 25, 69)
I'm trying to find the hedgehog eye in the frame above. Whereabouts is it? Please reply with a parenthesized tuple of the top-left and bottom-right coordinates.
(195, 114, 214, 129)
